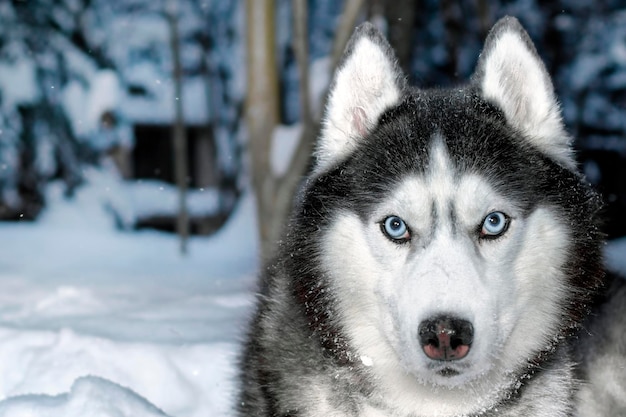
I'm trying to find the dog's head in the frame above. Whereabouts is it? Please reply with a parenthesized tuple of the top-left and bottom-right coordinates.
(290, 16, 604, 414)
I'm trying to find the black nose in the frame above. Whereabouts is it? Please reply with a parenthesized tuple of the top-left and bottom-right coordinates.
(418, 316, 473, 361)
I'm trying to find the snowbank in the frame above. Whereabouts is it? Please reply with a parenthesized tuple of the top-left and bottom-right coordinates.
(0, 376, 168, 417)
(0, 327, 238, 417)
(0, 177, 259, 416)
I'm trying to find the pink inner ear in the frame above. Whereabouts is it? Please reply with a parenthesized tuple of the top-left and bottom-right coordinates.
(351, 106, 369, 138)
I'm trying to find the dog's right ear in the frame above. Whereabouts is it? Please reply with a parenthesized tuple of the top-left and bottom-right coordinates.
(315, 23, 406, 173)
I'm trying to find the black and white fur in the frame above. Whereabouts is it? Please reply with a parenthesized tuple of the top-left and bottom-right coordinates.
(238, 16, 615, 417)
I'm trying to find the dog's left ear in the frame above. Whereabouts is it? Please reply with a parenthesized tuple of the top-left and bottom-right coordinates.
(473, 16, 575, 169)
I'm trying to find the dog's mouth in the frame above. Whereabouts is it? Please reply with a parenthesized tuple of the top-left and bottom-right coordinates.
(436, 367, 460, 377)
(424, 361, 472, 383)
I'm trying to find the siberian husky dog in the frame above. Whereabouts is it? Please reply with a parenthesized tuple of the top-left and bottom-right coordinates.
(238, 16, 621, 417)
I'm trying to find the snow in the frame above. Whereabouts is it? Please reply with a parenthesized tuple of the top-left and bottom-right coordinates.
(0, 58, 40, 110)
(271, 124, 303, 177)
(122, 75, 210, 126)
(0, 376, 169, 417)
(40, 167, 222, 230)
(360, 355, 374, 367)
(0, 176, 259, 416)
(87, 71, 123, 132)
(605, 239, 626, 277)
(309, 57, 332, 120)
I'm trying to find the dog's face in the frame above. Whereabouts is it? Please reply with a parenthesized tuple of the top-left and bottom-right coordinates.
(296, 17, 603, 410)
(322, 136, 571, 389)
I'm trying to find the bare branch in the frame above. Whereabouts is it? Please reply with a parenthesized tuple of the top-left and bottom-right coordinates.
(330, 0, 366, 71)
(167, 5, 189, 256)
(293, 0, 312, 126)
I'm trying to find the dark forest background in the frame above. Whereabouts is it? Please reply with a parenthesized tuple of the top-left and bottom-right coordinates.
(0, 0, 624, 255)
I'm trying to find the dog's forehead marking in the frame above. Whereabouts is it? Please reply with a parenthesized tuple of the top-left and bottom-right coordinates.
(425, 137, 457, 234)
(389, 136, 503, 237)
(427, 136, 453, 181)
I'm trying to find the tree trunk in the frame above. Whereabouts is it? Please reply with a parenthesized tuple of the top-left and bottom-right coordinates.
(246, 0, 366, 260)
(382, 0, 417, 74)
(245, 0, 280, 261)
(263, 0, 316, 255)
(167, 3, 189, 256)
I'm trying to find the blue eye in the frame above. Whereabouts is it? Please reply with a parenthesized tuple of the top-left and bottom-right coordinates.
(381, 215, 410, 243)
(480, 211, 509, 239)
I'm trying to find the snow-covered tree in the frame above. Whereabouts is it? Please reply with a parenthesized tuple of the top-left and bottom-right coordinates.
(0, 0, 245, 226)
(0, 0, 94, 219)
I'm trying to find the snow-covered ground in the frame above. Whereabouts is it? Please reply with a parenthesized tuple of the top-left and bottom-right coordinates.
(0, 176, 259, 416)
